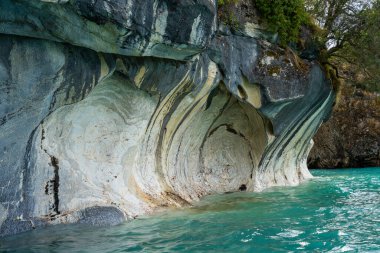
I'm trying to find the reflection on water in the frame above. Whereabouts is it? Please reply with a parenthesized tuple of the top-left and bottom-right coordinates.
(1, 168, 379, 252)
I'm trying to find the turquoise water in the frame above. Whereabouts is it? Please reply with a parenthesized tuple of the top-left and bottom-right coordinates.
(1, 168, 379, 252)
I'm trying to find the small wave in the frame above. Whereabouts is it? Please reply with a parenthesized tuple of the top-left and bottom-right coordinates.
(277, 229, 304, 238)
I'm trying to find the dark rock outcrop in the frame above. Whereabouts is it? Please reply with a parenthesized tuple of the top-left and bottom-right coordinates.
(308, 86, 380, 168)
(0, 0, 333, 237)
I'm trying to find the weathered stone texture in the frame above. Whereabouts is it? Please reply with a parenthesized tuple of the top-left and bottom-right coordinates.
(0, 0, 333, 236)
(308, 86, 380, 168)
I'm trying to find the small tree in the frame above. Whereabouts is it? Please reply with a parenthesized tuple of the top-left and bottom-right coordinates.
(305, 0, 380, 91)
(255, 0, 308, 46)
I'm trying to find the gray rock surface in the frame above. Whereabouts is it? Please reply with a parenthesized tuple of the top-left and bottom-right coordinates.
(78, 206, 125, 226)
(0, 0, 215, 61)
(0, 1, 334, 237)
(308, 86, 380, 168)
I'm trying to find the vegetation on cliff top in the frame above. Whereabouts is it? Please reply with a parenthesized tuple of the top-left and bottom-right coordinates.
(305, 0, 380, 92)
(218, 0, 309, 45)
(217, 0, 241, 30)
(218, 0, 380, 92)
(255, 0, 308, 46)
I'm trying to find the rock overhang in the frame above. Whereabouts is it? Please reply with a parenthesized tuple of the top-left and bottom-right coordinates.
(0, 0, 334, 237)
(0, 0, 216, 61)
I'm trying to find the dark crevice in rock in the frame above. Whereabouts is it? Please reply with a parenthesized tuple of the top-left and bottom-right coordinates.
(208, 123, 232, 137)
(208, 122, 249, 140)
(239, 132, 249, 139)
(205, 86, 220, 111)
(248, 152, 255, 179)
(226, 125, 238, 135)
(229, 124, 248, 139)
(41, 127, 45, 141)
(239, 184, 247, 191)
(0, 116, 6, 126)
(44, 182, 49, 195)
(237, 85, 247, 100)
(49, 156, 60, 215)
(41, 125, 60, 215)
(0, 107, 25, 127)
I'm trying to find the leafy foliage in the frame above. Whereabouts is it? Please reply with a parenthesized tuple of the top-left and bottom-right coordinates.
(306, 0, 380, 92)
(217, 0, 309, 45)
(255, 0, 308, 46)
(218, 0, 239, 6)
(216, 0, 380, 92)
(304, 0, 372, 55)
(217, 0, 241, 30)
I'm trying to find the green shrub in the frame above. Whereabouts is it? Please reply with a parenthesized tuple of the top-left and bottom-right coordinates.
(218, 0, 239, 7)
(217, 0, 241, 30)
(255, 0, 308, 46)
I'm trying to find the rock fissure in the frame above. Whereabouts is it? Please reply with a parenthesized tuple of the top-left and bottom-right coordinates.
(49, 156, 60, 215)
(41, 125, 61, 216)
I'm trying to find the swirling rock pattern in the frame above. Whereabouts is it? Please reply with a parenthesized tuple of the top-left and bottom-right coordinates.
(0, 0, 215, 60)
(0, 0, 333, 236)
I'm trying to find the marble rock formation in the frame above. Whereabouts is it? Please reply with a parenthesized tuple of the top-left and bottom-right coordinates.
(0, 0, 334, 236)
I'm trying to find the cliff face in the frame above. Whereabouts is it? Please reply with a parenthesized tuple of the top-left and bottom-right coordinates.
(308, 86, 380, 168)
(0, 0, 333, 236)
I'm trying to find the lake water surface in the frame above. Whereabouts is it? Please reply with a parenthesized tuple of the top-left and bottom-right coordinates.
(1, 168, 379, 252)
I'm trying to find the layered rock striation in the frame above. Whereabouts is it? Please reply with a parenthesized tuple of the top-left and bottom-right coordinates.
(0, 0, 333, 236)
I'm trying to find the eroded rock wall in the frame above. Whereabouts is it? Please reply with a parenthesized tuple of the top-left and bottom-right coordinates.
(308, 86, 380, 168)
(0, 0, 333, 236)
(0, 0, 215, 60)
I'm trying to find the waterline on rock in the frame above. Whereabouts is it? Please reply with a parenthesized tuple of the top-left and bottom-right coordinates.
(1, 168, 379, 252)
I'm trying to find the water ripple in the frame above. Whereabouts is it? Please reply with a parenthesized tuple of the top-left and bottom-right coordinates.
(1, 168, 379, 252)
